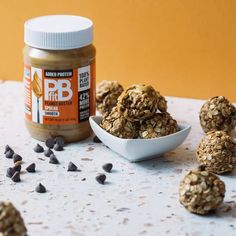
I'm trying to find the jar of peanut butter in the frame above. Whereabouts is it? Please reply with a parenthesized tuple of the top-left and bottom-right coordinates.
(23, 15, 96, 142)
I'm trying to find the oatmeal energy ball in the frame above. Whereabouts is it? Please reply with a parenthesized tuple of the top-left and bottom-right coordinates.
(0, 202, 27, 236)
(118, 84, 167, 121)
(200, 96, 236, 133)
(100, 107, 139, 139)
(139, 112, 178, 139)
(96, 80, 124, 114)
(179, 166, 225, 215)
(196, 131, 236, 174)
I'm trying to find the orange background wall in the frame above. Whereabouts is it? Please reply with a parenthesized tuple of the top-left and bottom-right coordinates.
(0, 0, 236, 101)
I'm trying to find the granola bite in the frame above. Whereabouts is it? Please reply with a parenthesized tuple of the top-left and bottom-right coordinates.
(156, 91, 167, 112)
(139, 112, 178, 138)
(179, 166, 225, 215)
(117, 84, 166, 121)
(0, 202, 27, 236)
(96, 80, 124, 114)
(196, 131, 236, 174)
(100, 107, 139, 139)
(199, 96, 236, 133)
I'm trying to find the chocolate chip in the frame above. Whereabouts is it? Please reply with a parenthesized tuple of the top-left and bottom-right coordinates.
(54, 143, 63, 151)
(93, 136, 102, 143)
(96, 174, 106, 184)
(44, 148, 54, 157)
(13, 153, 23, 163)
(55, 136, 65, 147)
(35, 183, 46, 193)
(13, 164, 21, 172)
(102, 163, 113, 173)
(33, 144, 44, 153)
(45, 138, 55, 149)
(11, 171, 21, 182)
(6, 167, 15, 178)
(49, 154, 59, 164)
(4, 145, 13, 154)
(67, 162, 78, 171)
(26, 163, 36, 173)
(5, 149, 14, 159)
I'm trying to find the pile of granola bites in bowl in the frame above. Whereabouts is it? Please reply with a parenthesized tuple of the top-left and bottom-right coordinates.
(96, 81, 178, 139)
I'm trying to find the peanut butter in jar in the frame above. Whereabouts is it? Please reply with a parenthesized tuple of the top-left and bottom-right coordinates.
(23, 15, 96, 142)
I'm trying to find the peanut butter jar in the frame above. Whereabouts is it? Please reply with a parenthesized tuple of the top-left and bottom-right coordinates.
(23, 15, 96, 142)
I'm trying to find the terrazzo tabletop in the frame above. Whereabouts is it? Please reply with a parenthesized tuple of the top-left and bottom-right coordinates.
(0, 81, 236, 236)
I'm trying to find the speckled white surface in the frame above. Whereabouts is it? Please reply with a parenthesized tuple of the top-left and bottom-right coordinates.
(0, 81, 236, 236)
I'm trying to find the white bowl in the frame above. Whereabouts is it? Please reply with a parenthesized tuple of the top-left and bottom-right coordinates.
(89, 116, 191, 162)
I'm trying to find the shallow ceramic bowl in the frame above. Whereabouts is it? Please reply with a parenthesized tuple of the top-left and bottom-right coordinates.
(89, 116, 191, 162)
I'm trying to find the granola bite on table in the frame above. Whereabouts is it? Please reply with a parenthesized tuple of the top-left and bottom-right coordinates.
(179, 166, 225, 215)
(199, 96, 236, 133)
(139, 112, 178, 139)
(100, 107, 139, 139)
(0, 202, 27, 236)
(96, 80, 124, 115)
(196, 131, 236, 174)
(117, 84, 167, 121)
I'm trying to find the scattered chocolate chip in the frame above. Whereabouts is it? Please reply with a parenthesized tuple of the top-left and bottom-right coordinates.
(6, 167, 15, 178)
(102, 163, 113, 173)
(67, 162, 78, 171)
(54, 143, 63, 151)
(44, 148, 53, 157)
(96, 174, 106, 184)
(33, 144, 44, 153)
(93, 136, 102, 143)
(4, 145, 13, 154)
(45, 138, 55, 149)
(55, 136, 65, 147)
(26, 163, 36, 173)
(81, 178, 86, 181)
(13, 154, 23, 163)
(13, 164, 21, 172)
(5, 149, 14, 159)
(49, 154, 60, 164)
(35, 183, 46, 193)
(11, 171, 21, 182)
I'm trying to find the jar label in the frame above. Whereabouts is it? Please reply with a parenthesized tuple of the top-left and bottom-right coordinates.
(24, 63, 95, 125)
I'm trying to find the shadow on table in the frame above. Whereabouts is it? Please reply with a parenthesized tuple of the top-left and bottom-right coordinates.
(133, 146, 236, 179)
(215, 201, 236, 219)
(132, 145, 197, 172)
(192, 201, 236, 220)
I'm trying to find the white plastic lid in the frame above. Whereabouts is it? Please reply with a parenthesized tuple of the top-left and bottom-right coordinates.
(24, 15, 93, 50)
